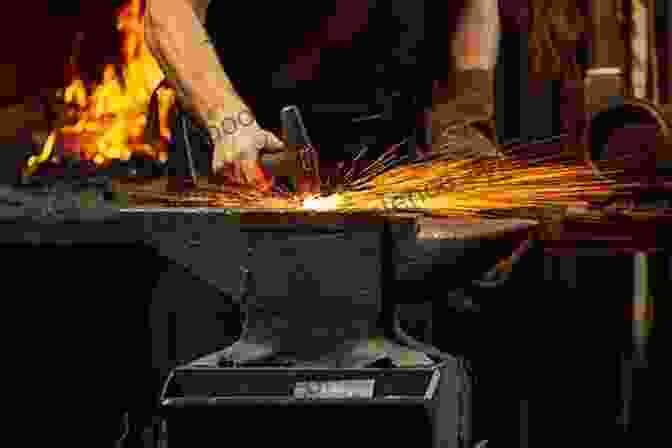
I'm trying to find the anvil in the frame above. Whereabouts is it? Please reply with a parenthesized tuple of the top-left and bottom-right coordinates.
(1, 185, 538, 367)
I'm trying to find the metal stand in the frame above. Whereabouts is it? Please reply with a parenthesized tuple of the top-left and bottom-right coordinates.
(157, 221, 475, 448)
(620, 251, 654, 434)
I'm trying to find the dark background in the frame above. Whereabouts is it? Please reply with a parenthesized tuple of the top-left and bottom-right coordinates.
(0, 0, 563, 145)
(0, 1, 125, 104)
(2, 1, 667, 446)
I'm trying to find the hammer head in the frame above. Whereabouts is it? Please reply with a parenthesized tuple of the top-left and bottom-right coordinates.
(259, 146, 304, 177)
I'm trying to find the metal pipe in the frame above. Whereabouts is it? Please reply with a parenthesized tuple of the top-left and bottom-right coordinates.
(632, 251, 651, 361)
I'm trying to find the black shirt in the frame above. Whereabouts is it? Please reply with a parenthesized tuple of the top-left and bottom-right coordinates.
(205, 0, 437, 157)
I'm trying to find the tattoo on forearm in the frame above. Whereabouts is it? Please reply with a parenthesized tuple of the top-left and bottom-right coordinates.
(207, 109, 257, 144)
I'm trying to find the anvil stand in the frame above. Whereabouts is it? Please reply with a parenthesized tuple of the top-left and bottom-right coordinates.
(157, 218, 475, 448)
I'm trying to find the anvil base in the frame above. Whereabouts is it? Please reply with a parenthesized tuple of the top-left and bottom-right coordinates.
(160, 357, 471, 448)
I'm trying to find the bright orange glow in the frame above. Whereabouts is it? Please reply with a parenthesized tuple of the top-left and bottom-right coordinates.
(323, 157, 622, 216)
(30, 0, 176, 172)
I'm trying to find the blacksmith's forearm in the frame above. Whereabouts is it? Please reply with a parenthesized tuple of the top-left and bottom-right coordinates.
(452, 0, 500, 70)
(144, 0, 244, 128)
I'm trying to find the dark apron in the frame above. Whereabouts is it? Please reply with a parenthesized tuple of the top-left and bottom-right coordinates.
(203, 0, 434, 163)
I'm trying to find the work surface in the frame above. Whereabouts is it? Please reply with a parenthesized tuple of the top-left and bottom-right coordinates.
(1, 178, 538, 242)
(1, 180, 539, 296)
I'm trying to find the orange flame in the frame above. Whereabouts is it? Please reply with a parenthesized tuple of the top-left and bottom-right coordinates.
(28, 0, 175, 174)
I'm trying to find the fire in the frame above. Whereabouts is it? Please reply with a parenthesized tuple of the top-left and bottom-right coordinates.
(26, 0, 175, 175)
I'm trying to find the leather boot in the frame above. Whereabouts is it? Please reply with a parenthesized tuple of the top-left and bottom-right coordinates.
(431, 69, 502, 159)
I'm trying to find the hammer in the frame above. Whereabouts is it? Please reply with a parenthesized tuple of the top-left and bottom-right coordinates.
(172, 105, 316, 183)
(258, 105, 317, 178)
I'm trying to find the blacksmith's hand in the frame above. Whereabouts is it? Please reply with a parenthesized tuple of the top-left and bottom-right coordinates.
(208, 108, 284, 188)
